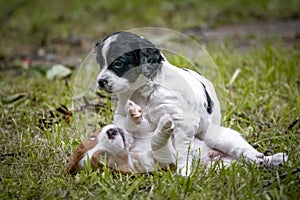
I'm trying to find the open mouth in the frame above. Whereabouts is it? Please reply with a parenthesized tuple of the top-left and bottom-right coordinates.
(103, 85, 114, 93)
(98, 85, 113, 93)
(104, 87, 124, 94)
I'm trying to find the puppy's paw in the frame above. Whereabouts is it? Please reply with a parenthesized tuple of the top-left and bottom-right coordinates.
(246, 152, 288, 167)
(125, 100, 142, 124)
(160, 114, 174, 134)
(261, 153, 288, 167)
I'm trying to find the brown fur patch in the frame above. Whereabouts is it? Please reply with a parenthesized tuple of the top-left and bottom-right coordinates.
(66, 129, 102, 175)
(92, 149, 131, 174)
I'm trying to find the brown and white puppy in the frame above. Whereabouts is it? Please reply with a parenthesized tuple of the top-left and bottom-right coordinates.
(66, 128, 129, 174)
(67, 101, 178, 174)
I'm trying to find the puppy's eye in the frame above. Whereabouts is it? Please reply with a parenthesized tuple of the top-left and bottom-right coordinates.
(113, 61, 123, 69)
(89, 135, 96, 141)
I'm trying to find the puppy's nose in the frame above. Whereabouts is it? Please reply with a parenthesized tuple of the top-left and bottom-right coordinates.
(98, 78, 108, 88)
(106, 128, 118, 139)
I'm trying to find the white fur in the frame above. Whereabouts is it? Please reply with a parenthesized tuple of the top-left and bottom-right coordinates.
(97, 70, 130, 93)
(96, 33, 288, 175)
(78, 100, 287, 173)
(102, 34, 118, 67)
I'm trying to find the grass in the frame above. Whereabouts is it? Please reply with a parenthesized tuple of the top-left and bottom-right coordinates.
(1, 40, 299, 199)
(1, 0, 300, 199)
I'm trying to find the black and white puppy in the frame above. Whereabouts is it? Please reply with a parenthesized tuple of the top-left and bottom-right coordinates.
(95, 32, 287, 175)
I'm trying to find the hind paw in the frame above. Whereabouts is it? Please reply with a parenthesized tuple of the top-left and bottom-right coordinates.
(160, 114, 174, 133)
(260, 153, 288, 167)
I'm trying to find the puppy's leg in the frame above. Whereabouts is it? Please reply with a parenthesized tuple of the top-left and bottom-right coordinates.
(194, 140, 235, 169)
(203, 124, 263, 160)
(171, 126, 196, 176)
(151, 114, 176, 164)
(202, 124, 287, 166)
(151, 114, 174, 150)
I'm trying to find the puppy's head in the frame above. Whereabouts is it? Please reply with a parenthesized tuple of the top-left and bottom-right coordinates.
(66, 125, 130, 175)
(95, 32, 164, 93)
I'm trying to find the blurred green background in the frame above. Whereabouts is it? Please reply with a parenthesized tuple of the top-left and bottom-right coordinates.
(0, 0, 299, 58)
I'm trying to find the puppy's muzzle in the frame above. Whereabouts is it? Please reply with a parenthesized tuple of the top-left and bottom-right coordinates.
(106, 127, 126, 147)
(107, 128, 119, 139)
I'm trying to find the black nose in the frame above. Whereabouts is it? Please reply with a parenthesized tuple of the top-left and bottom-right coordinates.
(106, 128, 118, 139)
(98, 78, 108, 88)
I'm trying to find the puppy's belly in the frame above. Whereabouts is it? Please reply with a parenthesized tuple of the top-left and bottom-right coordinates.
(130, 138, 152, 153)
(129, 138, 156, 172)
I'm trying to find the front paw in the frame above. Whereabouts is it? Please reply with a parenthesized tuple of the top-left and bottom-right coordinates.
(160, 114, 174, 134)
(125, 100, 142, 124)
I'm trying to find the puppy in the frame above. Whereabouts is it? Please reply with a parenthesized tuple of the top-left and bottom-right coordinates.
(95, 32, 288, 175)
(124, 100, 232, 167)
(67, 100, 285, 174)
(67, 99, 231, 174)
(67, 101, 177, 174)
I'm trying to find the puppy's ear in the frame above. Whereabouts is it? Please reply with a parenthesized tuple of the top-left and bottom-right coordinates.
(94, 40, 103, 66)
(66, 130, 101, 175)
(66, 143, 87, 175)
(138, 38, 164, 80)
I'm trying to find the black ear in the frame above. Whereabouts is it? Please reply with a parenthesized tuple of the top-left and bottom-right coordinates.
(138, 38, 164, 79)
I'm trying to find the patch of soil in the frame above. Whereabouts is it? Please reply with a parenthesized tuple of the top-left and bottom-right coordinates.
(184, 20, 300, 47)
(1, 20, 299, 76)
(0, 35, 94, 76)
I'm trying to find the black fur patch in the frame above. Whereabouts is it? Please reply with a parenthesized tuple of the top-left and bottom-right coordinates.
(95, 32, 164, 80)
(107, 50, 140, 79)
(201, 83, 213, 114)
(139, 47, 164, 79)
